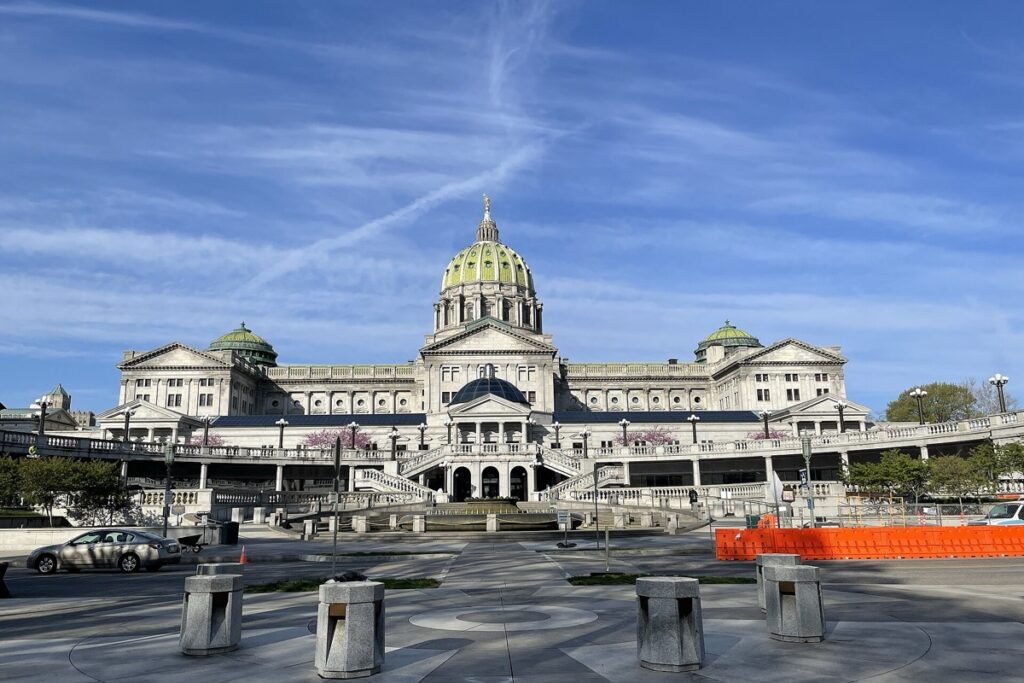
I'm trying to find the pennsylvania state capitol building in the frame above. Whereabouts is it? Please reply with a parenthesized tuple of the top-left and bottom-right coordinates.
(89, 197, 876, 501)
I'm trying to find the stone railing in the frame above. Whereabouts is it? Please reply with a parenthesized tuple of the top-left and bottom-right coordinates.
(538, 465, 624, 501)
(266, 364, 417, 380)
(536, 446, 583, 475)
(354, 469, 434, 497)
(397, 446, 447, 476)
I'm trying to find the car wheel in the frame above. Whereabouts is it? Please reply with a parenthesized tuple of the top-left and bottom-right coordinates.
(36, 554, 57, 575)
(119, 553, 140, 573)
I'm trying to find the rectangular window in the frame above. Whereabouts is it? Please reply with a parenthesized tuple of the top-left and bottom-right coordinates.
(140, 394, 149, 402)
(517, 365, 537, 382)
(135, 378, 144, 387)
(785, 373, 799, 382)
(441, 366, 461, 382)
(757, 389, 770, 401)
(199, 394, 206, 407)
(754, 373, 769, 382)
(166, 394, 181, 407)
(600, 440, 614, 448)
(816, 388, 830, 396)
(814, 373, 829, 382)
(231, 396, 238, 410)
(441, 391, 452, 404)
(787, 389, 801, 401)
(527, 391, 536, 404)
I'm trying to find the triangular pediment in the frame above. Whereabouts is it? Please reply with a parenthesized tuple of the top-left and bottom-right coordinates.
(118, 342, 232, 370)
(448, 393, 533, 418)
(421, 318, 556, 356)
(772, 394, 871, 420)
(96, 399, 198, 424)
(740, 338, 845, 365)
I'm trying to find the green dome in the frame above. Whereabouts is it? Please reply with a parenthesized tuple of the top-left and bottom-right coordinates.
(694, 320, 761, 363)
(439, 195, 535, 294)
(441, 241, 534, 292)
(207, 322, 278, 366)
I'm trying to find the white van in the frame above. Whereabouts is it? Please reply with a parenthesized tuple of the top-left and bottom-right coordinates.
(968, 501, 1024, 526)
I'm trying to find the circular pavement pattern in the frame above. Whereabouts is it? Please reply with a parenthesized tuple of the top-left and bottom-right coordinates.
(410, 604, 598, 632)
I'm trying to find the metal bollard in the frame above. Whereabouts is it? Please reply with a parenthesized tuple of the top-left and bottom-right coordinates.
(763, 564, 825, 643)
(636, 577, 704, 672)
(179, 574, 243, 655)
(196, 562, 244, 576)
(316, 580, 385, 678)
(756, 553, 800, 612)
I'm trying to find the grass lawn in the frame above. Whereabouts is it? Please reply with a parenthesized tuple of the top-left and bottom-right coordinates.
(568, 573, 755, 586)
(245, 576, 441, 593)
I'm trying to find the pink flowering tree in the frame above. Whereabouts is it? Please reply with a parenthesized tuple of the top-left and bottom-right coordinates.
(616, 426, 676, 446)
(302, 428, 371, 449)
(189, 433, 224, 446)
(747, 430, 789, 441)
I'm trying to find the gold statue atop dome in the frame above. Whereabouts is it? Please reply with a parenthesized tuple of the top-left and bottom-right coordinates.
(483, 193, 491, 218)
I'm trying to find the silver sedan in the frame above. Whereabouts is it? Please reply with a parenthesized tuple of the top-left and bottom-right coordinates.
(28, 528, 182, 574)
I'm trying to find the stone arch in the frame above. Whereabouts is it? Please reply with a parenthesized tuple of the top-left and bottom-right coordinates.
(453, 466, 473, 502)
(481, 466, 500, 499)
(510, 466, 528, 502)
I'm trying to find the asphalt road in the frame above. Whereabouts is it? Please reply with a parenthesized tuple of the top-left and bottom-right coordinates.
(2, 555, 455, 600)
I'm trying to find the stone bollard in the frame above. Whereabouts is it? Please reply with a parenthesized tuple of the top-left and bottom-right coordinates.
(613, 509, 627, 528)
(196, 562, 244, 576)
(252, 506, 266, 524)
(389, 514, 398, 530)
(180, 574, 243, 656)
(636, 577, 704, 672)
(316, 580, 385, 679)
(584, 511, 594, 527)
(641, 511, 655, 527)
(353, 516, 369, 534)
(666, 514, 679, 534)
(763, 564, 825, 643)
(304, 519, 316, 539)
(412, 515, 425, 533)
(328, 516, 338, 533)
(231, 507, 245, 524)
(486, 513, 500, 532)
(756, 553, 800, 612)
(267, 512, 279, 527)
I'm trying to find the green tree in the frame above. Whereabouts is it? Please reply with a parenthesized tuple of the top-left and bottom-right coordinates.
(0, 455, 21, 508)
(928, 455, 986, 514)
(885, 382, 980, 423)
(65, 460, 133, 526)
(18, 457, 77, 526)
(844, 449, 930, 503)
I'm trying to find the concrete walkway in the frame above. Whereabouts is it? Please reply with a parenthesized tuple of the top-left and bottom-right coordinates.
(2, 538, 1023, 682)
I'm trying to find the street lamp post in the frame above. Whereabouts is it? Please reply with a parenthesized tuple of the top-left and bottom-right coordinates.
(989, 374, 1010, 414)
(618, 418, 630, 448)
(579, 428, 598, 549)
(909, 387, 928, 425)
(552, 421, 561, 448)
(759, 410, 772, 439)
(688, 414, 700, 445)
(348, 421, 360, 450)
(834, 401, 848, 434)
(275, 418, 288, 449)
(122, 409, 135, 443)
(37, 400, 49, 437)
(162, 443, 175, 538)
(201, 415, 212, 446)
(332, 436, 341, 576)
(418, 423, 428, 450)
(390, 427, 400, 459)
(800, 430, 814, 526)
(444, 419, 454, 445)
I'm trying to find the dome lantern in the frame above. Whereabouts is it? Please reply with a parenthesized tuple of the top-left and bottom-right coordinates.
(694, 320, 762, 363)
(207, 321, 278, 367)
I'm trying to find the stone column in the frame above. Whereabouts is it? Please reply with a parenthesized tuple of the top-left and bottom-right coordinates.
(622, 462, 631, 486)
(691, 460, 701, 487)
(147, 427, 155, 441)
(199, 463, 208, 489)
(171, 428, 179, 444)
(328, 391, 334, 415)
(475, 423, 482, 445)
(305, 392, 313, 414)
(275, 465, 284, 492)
(764, 456, 773, 484)
(839, 450, 850, 472)
(919, 444, 929, 461)
(814, 422, 822, 435)
(498, 423, 505, 445)
(348, 468, 356, 492)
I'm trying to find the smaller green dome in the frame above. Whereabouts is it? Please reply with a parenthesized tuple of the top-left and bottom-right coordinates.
(694, 320, 761, 363)
(207, 322, 278, 366)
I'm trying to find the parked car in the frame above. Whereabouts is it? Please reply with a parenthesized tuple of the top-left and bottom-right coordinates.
(967, 502, 1024, 526)
(28, 528, 182, 574)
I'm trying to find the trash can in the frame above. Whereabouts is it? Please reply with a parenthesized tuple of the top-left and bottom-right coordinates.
(180, 574, 244, 655)
(763, 564, 825, 643)
(316, 579, 385, 678)
(636, 576, 704, 672)
(220, 521, 240, 545)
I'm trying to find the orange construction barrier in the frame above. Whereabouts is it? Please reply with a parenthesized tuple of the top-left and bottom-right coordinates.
(715, 526, 1024, 561)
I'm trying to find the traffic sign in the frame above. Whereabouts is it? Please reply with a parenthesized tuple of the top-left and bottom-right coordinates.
(556, 509, 570, 526)
(170, 504, 186, 516)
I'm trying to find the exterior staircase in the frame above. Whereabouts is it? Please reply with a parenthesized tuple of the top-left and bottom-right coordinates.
(536, 465, 624, 501)
(536, 446, 583, 478)
(397, 446, 447, 477)
(354, 469, 434, 498)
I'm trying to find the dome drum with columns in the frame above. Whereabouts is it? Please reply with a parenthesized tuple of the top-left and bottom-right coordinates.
(97, 195, 863, 502)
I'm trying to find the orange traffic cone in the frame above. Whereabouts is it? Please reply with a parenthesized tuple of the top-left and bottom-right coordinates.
(239, 545, 248, 564)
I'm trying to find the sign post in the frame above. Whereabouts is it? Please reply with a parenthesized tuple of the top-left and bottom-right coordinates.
(556, 509, 574, 548)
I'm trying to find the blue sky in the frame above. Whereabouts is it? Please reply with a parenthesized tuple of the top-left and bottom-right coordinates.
(0, 1, 1022, 414)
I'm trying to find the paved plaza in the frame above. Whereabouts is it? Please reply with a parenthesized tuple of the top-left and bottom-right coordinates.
(2, 531, 1023, 682)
